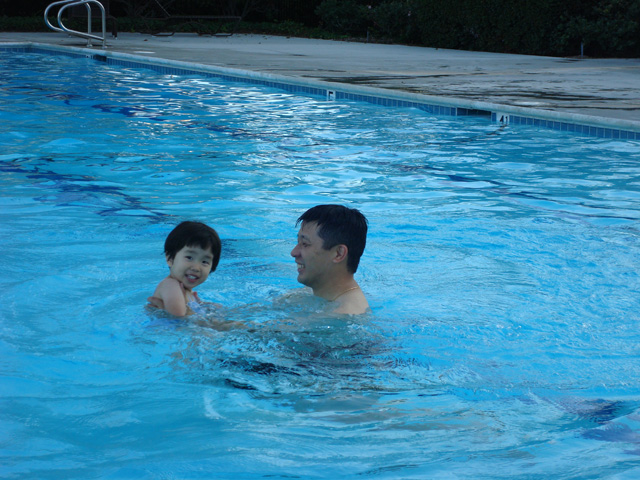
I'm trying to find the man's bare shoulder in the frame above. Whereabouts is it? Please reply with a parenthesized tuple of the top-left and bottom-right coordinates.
(334, 289, 370, 315)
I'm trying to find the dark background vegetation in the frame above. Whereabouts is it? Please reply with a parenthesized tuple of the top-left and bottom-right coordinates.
(2, 0, 639, 57)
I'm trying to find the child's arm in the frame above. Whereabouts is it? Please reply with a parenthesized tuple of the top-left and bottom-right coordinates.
(153, 277, 188, 317)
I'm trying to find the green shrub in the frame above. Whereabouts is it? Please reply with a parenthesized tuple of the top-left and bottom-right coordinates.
(553, 0, 640, 57)
(0, 16, 45, 32)
(362, 0, 639, 57)
(370, 1, 413, 42)
(5, 0, 640, 57)
(314, 0, 371, 37)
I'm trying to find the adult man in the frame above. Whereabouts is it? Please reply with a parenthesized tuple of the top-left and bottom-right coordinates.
(291, 204, 369, 315)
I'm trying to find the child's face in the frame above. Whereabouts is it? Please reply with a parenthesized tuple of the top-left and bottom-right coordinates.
(166, 244, 214, 291)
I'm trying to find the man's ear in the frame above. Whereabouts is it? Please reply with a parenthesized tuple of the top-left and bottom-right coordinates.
(166, 255, 173, 267)
(333, 244, 349, 264)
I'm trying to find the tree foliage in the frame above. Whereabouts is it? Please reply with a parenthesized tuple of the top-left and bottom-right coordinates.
(315, 0, 640, 57)
(4, 0, 639, 57)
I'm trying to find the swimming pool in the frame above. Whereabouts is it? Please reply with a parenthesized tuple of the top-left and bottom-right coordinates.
(1, 48, 640, 479)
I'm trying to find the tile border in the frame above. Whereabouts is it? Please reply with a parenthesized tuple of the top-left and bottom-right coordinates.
(3, 43, 639, 140)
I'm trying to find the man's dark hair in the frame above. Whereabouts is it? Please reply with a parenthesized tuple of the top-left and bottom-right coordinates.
(164, 221, 221, 271)
(296, 204, 368, 273)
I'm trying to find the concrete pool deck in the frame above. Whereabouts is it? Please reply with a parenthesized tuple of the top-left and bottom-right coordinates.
(2, 31, 640, 133)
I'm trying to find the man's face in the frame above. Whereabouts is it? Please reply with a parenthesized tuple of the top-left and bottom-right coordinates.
(290, 221, 335, 289)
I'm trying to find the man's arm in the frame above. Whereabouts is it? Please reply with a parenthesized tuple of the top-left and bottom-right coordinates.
(147, 296, 165, 309)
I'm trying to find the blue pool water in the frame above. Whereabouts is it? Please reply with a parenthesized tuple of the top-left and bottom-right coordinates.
(1, 50, 640, 479)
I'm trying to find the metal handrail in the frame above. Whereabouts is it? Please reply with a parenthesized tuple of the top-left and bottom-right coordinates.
(44, 0, 107, 48)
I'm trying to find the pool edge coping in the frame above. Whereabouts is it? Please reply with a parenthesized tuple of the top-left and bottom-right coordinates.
(4, 41, 640, 140)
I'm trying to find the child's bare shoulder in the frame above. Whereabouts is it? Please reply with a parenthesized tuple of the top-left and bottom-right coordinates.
(154, 276, 182, 295)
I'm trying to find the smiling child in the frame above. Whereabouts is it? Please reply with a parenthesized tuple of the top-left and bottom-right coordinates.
(149, 221, 221, 317)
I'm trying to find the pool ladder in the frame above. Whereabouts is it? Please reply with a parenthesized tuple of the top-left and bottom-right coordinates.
(44, 0, 108, 48)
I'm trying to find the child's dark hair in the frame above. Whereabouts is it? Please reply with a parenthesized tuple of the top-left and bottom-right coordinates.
(164, 221, 221, 271)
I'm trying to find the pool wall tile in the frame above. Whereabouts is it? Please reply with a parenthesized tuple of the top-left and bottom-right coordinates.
(4, 43, 639, 141)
